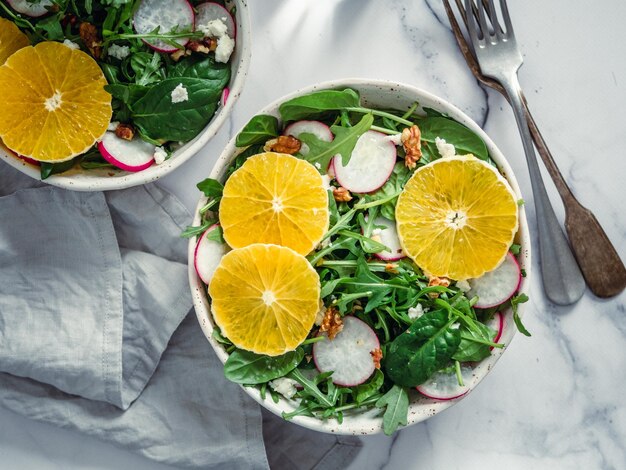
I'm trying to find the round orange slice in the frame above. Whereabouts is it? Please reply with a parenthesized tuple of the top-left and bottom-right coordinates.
(219, 152, 329, 255)
(209, 244, 321, 356)
(0, 41, 112, 162)
(0, 18, 29, 65)
(396, 155, 519, 280)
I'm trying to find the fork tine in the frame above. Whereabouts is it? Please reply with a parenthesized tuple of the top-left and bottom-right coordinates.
(464, 0, 482, 45)
(476, 0, 491, 38)
(499, 0, 514, 37)
(485, 0, 504, 38)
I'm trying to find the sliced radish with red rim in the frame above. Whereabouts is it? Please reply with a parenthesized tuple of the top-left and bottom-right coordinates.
(486, 312, 504, 346)
(194, 225, 228, 285)
(284, 120, 334, 157)
(416, 365, 474, 401)
(98, 132, 155, 172)
(367, 216, 405, 261)
(134, 0, 195, 53)
(17, 155, 41, 167)
(333, 130, 396, 193)
(313, 316, 380, 386)
(7, 0, 53, 17)
(195, 2, 236, 38)
(221, 87, 230, 106)
(469, 252, 522, 309)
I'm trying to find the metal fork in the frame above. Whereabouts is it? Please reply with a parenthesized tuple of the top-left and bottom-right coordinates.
(463, 0, 586, 305)
(444, 0, 626, 300)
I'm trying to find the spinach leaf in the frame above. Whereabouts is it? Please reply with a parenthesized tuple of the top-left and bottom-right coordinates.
(452, 322, 497, 362)
(105, 83, 150, 104)
(419, 117, 489, 161)
(511, 293, 531, 336)
(354, 369, 384, 404)
(40, 158, 78, 180)
(375, 385, 409, 435)
(226, 144, 264, 176)
(170, 55, 230, 88)
(235, 115, 279, 147)
(224, 348, 304, 384)
(132, 77, 222, 142)
(278, 88, 360, 122)
(384, 310, 461, 387)
(298, 113, 373, 171)
(196, 178, 224, 198)
(205, 226, 224, 243)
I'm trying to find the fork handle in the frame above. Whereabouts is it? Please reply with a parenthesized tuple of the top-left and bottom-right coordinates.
(522, 97, 626, 298)
(499, 73, 585, 305)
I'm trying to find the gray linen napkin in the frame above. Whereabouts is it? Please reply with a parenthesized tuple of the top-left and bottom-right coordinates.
(0, 161, 361, 469)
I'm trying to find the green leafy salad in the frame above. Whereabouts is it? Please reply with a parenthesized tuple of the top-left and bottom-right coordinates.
(188, 87, 530, 435)
(0, 0, 236, 178)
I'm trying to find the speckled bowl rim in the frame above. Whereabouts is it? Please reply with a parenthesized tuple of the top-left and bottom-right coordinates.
(0, 0, 251, 192)
(188, 78, 532, 435)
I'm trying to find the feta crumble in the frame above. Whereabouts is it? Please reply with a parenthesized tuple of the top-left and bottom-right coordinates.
(63, 39, 80, 50)
(386, 133, 403, 146)
(435, 137, 456, 158)
(171, 83, 189, 104)
(314, 162, 321, 169)
(372, 228, 383, 236)
(215, 34, 235, 63)
(321, 174, 332, 190)
(107, 121, 120, 132)
(269, 377, 299, 399)
(153, 146, 168, 165)
(107, 44, 130, 60)
(198, 19, 228, 38)
(456, 279, 471, 292)
(407, 304, 424, 320)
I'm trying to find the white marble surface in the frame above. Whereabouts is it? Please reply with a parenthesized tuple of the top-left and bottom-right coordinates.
(2, 0, 625, 468)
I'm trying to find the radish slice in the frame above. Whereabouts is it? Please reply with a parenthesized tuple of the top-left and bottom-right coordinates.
(486, 312, 505, 346)
(134, 0, 195, 53)
(416, 365, 474, 400)
(194, 224, 228, 284)
(333, 130, 396, 193)
(469, 252, 522, 309)
(195, 2, 236, 38)
(17, 155, 41, 167)
(98, 132, 155, 172)
(221, 87, 230, 106)
(313, 316, 380, 386)
(6, 0, 52, 17)
(284, 120, 334, 156)
(369, 216, 405, 261)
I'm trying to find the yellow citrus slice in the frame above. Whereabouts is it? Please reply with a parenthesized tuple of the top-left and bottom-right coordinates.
(0, 41, 112, 162)
(219, 152, 329, 255)
(209, 244, 321, 356)
(396, 155, 518, 280)
(0, 18, 29, 65)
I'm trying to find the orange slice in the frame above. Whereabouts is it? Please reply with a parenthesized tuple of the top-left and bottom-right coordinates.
(0, 41, 112, 162)
(209, 244, 321, 356)
(396, 155, 518, 279)
(219, 152, 329, 255)
(0, 18, 29, 65)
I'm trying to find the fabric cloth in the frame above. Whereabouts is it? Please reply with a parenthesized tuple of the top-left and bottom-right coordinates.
(0, 161, 361, 469)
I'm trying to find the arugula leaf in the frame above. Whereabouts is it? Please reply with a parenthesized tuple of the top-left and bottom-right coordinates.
(384, 310, 461, 387)
(279, 88, 360, 122)
(419, 117, 489, 161)
(354, 369, 384, 404)
(359, 163, 411, 221)
(298, 113, 373, 171)
(132, 77, 222, 141)
(375, 385, 409, 435)
(196, 178, 224, 198)
(224, 348, 304, 384)
(511, 293, 531, 336)
(205, 226, 224, 243)
(235, 115, 279, 147)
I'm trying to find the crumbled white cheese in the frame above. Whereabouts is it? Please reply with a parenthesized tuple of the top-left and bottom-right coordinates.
(314, 162, 321, 169)
(435, 137, 456, 158)
(62, 39, 80, 50)
(408, 304, 424, 320)
(107, 44, 130, 60)
(107, 121, 120, 132)
(386, 133, 403, 146)
(153, 146, 168, 165)
(215, 34, 235, 63)
(171, 83, 189, 104)
(198, 19, 228, 38)
(321, 174, 332, 191)
(456, 279, 471, 292)
(450, 323, 461, 330)
(372, 228, 383, 236)
(269, 378, 299, 399)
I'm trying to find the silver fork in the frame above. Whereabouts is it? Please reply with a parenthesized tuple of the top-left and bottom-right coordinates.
(465, 0, 585, 305)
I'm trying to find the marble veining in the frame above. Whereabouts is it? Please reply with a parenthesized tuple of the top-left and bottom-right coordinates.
(1, 0, 625, 469)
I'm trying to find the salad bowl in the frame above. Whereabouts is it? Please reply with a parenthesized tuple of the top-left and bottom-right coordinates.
(0, 0, 251, 192)
(188, 78, 531, 435)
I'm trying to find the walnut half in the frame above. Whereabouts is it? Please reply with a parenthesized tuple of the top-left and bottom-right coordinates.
(401, 124, 423, 169)
(263, 135, 302, 154)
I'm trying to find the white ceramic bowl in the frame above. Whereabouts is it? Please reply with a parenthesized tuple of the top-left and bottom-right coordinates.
(0, 0, 251, 192)
(188, 78, 531, 435)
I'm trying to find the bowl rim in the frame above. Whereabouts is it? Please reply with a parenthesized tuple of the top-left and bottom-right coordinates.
(188, 77, 532, 435)
(0, 0, 252, 192)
